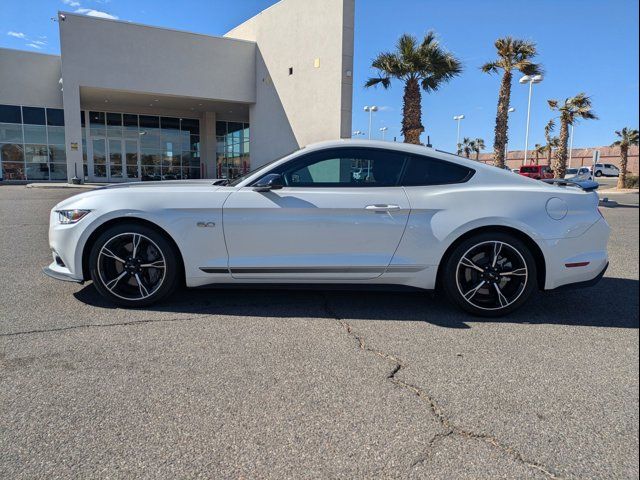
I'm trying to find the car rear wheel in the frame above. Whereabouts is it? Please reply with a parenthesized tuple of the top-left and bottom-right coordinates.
(89, 223, 180, 307)
(595, 171, 603, 177)
(442, 232, 537, 317)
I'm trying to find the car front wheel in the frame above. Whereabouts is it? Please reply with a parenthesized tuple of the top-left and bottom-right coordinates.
(89, 223, 180, 307)
(442, 233, 537, 317)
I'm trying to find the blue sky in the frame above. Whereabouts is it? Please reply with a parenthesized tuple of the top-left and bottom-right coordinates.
(2, 0, 638, 151)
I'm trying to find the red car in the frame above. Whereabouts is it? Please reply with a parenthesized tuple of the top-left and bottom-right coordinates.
(519, 165, 554, 180)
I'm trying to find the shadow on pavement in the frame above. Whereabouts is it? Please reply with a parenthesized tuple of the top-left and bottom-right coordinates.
(73, 277, 639, 330)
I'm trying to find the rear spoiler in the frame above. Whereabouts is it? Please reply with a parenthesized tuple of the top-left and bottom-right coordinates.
(542, 179, 599, 192)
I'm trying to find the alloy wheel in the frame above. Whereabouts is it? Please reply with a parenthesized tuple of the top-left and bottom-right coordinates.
(455, 240, 528, 311)
(97, 232, 166, 301)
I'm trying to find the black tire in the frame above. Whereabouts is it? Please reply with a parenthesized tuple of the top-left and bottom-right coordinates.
(89, 223, 180, 307)
(442, 232, 537, 317)
(595, 171, 603, 177)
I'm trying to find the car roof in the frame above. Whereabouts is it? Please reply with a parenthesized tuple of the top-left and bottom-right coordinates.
(303, 139, 494, 172)
(234, 139, 536, 188)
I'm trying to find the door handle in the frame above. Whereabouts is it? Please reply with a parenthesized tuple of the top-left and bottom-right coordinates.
(365, 204, 401, 212)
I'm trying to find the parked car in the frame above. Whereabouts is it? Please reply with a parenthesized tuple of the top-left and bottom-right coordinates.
(43, 140, 610, 317)
(519, 165, 554, 180)
(589, 163, 620, 177)
(565, 167, 593, 181)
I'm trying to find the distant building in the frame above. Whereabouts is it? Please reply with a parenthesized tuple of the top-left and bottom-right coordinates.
(478, 146, 639, 174)
(0, 0, 354, 183)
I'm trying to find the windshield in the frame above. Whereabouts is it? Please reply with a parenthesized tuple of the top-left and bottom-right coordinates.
(567, 169, 578, 174)
(228, 154, 289, 186)
(520, 166, 538, 173)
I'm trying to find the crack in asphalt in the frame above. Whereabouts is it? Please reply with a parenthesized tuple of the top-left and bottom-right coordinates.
(322, 295, 565, 479)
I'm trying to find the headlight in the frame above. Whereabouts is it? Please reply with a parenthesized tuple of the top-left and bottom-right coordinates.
(56, 209, 91, 224)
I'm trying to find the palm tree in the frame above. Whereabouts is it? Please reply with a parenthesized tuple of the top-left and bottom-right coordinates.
(543, 119, 558, 166)
(472, 138, 486, 160)
(366, 32, 462, 144)
(459, 137, 474, 158)
(548, 93, 598, 178)
(533, 144, 546, 165)
(481, 37, 542, 168)
(611, 127, 639, 189)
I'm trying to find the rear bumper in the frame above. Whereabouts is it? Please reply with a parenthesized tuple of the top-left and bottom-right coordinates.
(550, 262, 608, 291)
(542, 218, 610, 290)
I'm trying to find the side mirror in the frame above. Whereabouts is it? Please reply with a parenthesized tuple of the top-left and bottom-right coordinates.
(253, 173, 284, 192)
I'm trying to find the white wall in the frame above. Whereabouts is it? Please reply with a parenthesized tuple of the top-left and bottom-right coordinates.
(58, 13, 256, 103)
(225, 0, 355, 167)
(0, 49, 63, 108)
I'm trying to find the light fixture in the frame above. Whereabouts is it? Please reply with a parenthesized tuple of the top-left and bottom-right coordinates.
(519, 74, 544, 164)
(364, 106, 379, 139)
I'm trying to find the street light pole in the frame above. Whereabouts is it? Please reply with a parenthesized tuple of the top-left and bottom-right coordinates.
(364, 106, 378, 140)
(379, 126, 388, 141)
(453, 114, 465, 151)
(568, 124, 575, 168)
(519, 74, 543, 165)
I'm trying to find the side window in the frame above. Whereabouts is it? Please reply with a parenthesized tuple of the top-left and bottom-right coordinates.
(402, 154, 474, 186)
(280, 148, 406, 187)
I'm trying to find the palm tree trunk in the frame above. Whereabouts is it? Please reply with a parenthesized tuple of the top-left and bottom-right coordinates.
(402, 77, 423, 144)
(617, 146, 628, 189)
(475, 151, 480, 161)
(492, 71, 512, 168)
(547, 147, 552, 166)
(554, 116, 570, 179)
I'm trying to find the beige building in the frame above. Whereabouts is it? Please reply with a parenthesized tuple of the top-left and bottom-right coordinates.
(478, 146, 639, 174)
(0, 0, 354, 183)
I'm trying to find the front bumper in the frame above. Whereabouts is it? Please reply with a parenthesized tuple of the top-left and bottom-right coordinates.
(42, 264, 84, 284)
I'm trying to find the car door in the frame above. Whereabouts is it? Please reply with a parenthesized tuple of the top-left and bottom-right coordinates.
(222, 147, 411, 280)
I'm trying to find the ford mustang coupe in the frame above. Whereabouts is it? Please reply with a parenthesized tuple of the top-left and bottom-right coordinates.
(44, 140, 610, 316)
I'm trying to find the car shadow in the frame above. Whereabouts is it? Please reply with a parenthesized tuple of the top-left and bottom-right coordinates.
(73, 277, 639, 330)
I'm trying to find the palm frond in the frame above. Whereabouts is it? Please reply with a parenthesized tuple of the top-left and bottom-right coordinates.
(365, 76, 391, 89)
(480, 61, 500, 74)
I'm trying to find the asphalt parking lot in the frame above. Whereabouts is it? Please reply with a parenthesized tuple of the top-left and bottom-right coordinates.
(1, 185, 638, 479)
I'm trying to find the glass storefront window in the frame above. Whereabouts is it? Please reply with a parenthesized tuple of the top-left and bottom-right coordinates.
(0, 123, 23, 143)
(107, 112, 123, 138)
(48, 145, 66, 163)
(0, 105, 21, 124)
(90, 111, 106, 136)
(22, 106, 46, 125)
(49, 164, 67, 180)
(215, 121, 250, 179)
(0, 104, 70, 181)
(25, 144, 49, 163)
(46, 108, 65, 126)
(47, 126, 65, 145)
(23, 125, 47, 144)
(78, 111, 202, 182)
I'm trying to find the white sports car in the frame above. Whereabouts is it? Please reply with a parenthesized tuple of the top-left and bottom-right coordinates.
(44, 140, 610, 316)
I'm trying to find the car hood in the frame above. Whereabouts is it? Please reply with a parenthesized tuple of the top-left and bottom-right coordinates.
(98, 179, 217, 190)
(52, 180, 224, 210)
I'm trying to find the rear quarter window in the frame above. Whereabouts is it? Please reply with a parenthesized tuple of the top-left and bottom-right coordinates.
(402, 154, 474, 186)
